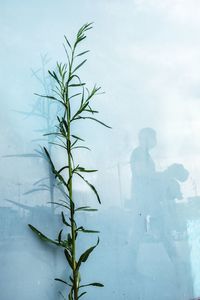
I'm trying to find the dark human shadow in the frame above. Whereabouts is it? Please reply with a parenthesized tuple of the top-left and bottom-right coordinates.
(129, 127, 194, 300)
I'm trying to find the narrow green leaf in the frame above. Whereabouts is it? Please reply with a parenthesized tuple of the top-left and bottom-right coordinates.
(64, 35, 72, 49)
(55, 278, 72, 287)
(76, 50, 90, 57)
(76, 167, 98, 173)
(48, 70, 61, 85)
(64, 249, 73, 269)
(84, 109, 99, 114)
(61, 118, 68, 132)
(69, 83, 86, 87)
(77, 227, 100, 234)
(34, 93, 58, 101)
(76, 173, 101, 204)
(81, 230, 100, 234)
(71, 135, 85, 142)
(85, 85, 101, 101)
(76, 238, 99, 271)
(57, 166, 69, 174)
(28, 224, 58, 246)
(79, 100, 90, 114)
(84, 22, 93, 31)
(72, 59, 87, 74)
(48, 142, 67, 151)
(44, 147, 68, 188)
(43, 132, 62, 137)
(69, 93, 82, 100)
(75, 36, 86, 47)
(58, 229, 63, 244)
(61, 212, 71, 227)
(72, 146, 91, 151)
(76, 116, 111, 128)
(68, 290, 73, 300)
(67, 233, 73, 245)
(75, 206, 98, 212)
(69, 74, 82, 83)
(78, 292, 87, 299)
(80, 282, 104, 288)
(43, 147, 54, 166)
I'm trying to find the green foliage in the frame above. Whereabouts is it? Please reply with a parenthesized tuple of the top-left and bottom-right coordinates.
(28, 23, 110, 300)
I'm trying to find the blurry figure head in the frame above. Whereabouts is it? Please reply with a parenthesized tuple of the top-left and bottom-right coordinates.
(138, 128, 157, 150)
(166, 163, 189, 182)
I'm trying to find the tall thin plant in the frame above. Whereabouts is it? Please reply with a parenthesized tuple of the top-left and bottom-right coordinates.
(28, 23, 110, 300)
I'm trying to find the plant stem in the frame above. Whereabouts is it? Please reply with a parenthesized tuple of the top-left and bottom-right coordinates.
(66, 68, 78, 299)
(68, 133, 78, 299)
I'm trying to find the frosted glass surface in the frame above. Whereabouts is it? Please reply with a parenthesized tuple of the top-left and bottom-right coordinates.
(1, 1, 200, 299)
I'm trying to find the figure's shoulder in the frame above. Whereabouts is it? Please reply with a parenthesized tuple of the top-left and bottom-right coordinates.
(130, 147, 144, 161)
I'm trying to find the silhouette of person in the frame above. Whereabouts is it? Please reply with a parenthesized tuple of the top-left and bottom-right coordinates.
(130, 128, 158, 274)
(130, 127, 193, 298)
(130, 127, 157, 219)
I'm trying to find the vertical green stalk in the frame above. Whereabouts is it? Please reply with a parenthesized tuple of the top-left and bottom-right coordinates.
(28, 23, 111, 300)
(66, 94, 78, 300)
(65, 40, 78, 300)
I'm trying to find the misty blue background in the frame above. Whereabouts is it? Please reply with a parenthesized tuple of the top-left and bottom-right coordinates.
(1, 1, 200, 299)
